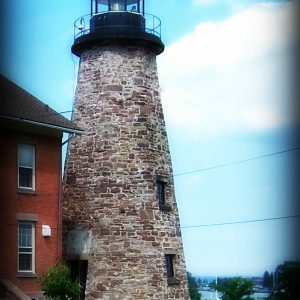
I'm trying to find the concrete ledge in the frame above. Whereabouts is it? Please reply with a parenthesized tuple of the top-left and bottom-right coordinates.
(167, 277, 181, 286)
(0, 279, 31, 300)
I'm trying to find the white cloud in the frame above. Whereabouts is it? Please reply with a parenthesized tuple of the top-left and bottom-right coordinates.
(192, 0, 254, 10)
(193, 0, 218, 6)
(158, 1, 298, 139)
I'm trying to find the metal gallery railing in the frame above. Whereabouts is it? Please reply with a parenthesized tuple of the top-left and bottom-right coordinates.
(74, 11, 162, 40)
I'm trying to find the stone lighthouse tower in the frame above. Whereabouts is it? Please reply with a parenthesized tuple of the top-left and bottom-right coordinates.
(63, 1, 190, 299)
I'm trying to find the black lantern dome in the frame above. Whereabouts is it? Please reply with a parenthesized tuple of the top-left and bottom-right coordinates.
(72, 0, 164, 56)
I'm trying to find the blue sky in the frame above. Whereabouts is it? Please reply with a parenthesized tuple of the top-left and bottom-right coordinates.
(1, 0, 299, 277)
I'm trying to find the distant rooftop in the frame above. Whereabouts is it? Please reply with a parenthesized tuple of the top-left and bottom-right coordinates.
(0, 75, 83, 134)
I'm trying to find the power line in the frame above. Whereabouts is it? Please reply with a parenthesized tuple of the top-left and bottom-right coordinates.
(2, 215, 299, 230)
(174, 146, 300, 177)
(180, 214, 300, 229)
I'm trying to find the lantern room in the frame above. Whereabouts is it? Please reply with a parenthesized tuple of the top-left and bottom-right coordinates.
(72, 0, 164, 56)
(89, 0, 146, 35)
(91, 0, 144, 15)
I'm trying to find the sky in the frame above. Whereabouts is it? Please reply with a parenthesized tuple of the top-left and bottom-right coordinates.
(1, 0, 299, 277)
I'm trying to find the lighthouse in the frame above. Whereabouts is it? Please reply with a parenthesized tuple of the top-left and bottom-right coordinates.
(63, 1, 190, 299)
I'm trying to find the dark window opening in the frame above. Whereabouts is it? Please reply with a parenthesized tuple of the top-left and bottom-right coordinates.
(165, 254, 175, 278)
(157, 178, 172, 211)
(157, 181, 166, 206)
(68, 260, 88, 300)
(165, 254, 181, 285)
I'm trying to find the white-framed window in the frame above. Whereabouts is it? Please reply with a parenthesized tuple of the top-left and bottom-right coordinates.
(18, 222, 35, 272)
(18, 144, 35, 190)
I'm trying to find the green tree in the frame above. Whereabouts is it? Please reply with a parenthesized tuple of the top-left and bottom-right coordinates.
(38, 263, 81, 300)
(269, 261, 300, 300)
(215, 277, 255, 300)
(263, 270, 273, 289)
(197, 278, 202, 287)
(187, 272, 201, 300)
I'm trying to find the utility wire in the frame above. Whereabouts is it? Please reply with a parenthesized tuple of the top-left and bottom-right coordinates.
(174, 146, 300, 177)
(180, 214, 300, 229)
(2, 214, 299, 230)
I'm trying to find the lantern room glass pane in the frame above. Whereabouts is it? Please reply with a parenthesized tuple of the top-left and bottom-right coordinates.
(95, 0, 107, 13)
(127, 4, 137, 12)
(94, 0, 106, 13)
(97, 4, 107, 12)
(94, 0, 143, 14)
(110, 0, 126, 11)
(126, 0, 137, 12)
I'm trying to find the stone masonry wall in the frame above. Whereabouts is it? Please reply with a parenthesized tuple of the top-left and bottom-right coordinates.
(63, 45, 190, 300)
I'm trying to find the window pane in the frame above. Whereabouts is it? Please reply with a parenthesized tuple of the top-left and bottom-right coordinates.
(18, 223, 34, 272)
(110, 0, 125, 11)
(26, 225, 32, 246)
(19, 254, 32, 271)
(19, 145, 34, 168)
(127, 4, 138, 12)
(97, 3, 106, 12)
(19, 224, 32, 247)
(19, 168, 33, 188)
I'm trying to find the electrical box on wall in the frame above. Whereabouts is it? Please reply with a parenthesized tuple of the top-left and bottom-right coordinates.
(42, 225, 51, 237)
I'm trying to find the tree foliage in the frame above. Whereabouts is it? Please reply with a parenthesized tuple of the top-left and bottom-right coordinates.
(215, 277, 255, 300)
(263, 270, 273, 289)
(38, 263, 81, 300)
(269, 261, 300, 300)
(187, 272, 201, 300)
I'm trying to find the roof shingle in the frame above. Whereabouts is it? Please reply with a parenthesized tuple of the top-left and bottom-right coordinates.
(0, 75, 82, 134)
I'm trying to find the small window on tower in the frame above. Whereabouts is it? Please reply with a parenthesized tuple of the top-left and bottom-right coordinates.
(165, 254, 174, 278)
(165, 254, 180, 285)
(156, 176, 171, 212)
(157, 180, 166, 205)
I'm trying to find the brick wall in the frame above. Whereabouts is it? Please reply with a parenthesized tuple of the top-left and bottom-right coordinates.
(0, 128, 62, 294)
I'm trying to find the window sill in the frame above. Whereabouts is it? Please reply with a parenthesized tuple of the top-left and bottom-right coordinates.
(17, 272, 38, 278)
(167, 277, 181, 285)
(18, 188, 37, 195)
(159, 203, 172, 212)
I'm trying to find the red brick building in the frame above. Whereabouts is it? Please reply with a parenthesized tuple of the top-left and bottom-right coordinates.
(0, 75, 82, 299)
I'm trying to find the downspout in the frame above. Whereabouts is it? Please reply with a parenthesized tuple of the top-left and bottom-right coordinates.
(57, 136, 63, 263)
